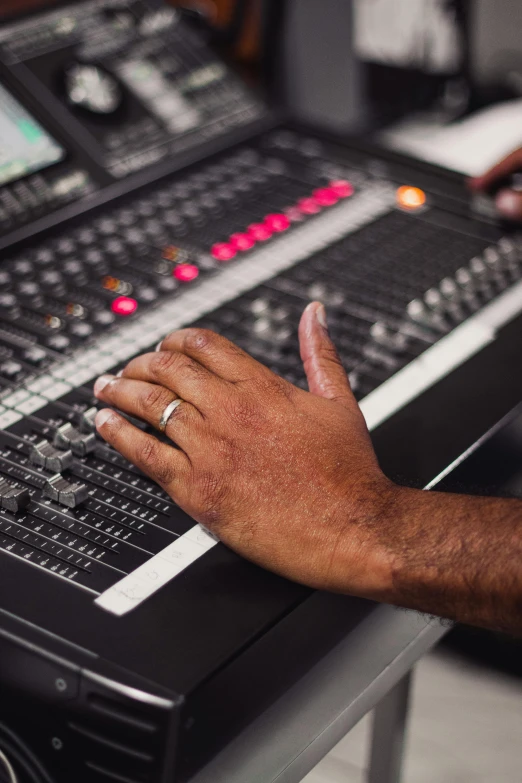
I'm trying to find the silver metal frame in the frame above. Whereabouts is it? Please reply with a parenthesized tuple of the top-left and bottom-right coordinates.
(191, 607, 446, 783)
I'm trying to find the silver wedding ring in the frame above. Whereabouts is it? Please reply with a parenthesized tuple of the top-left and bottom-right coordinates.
(159, 398, 183, 432)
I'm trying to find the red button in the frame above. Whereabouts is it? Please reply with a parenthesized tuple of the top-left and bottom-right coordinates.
(174, 264, 199, 282)
(298, 198, 321, 215)
(313, 188, 339, 207)
(248, 223, 273, 242)
(264, 213, 291, 233)
(330, 180, 354, 198)
(230, 233, 255, 252)
(211, 243, 237, 262)
(111, 296, 138, 316)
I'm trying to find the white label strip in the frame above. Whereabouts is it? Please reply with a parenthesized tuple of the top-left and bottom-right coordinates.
(95, 525, 218, 616)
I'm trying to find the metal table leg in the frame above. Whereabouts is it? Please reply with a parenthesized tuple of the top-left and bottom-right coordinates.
(367, 670, 413, 783)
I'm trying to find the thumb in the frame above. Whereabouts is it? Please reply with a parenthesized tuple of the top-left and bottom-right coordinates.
(495, 189, 522, 222)
(299, 302, 354, 405)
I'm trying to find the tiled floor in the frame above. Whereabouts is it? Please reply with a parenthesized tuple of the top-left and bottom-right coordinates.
(303, 646, 522, 783)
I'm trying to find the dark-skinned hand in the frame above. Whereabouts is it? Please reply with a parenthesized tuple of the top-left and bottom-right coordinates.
(94, 302, 395, 599)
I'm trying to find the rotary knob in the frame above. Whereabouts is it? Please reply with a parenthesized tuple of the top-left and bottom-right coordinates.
(64, 64, 123, 115)
(407, 299, 449, 333)
(370, 322, 408, 353)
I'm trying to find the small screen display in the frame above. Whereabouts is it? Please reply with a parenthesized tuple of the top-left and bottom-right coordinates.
(0, 82, 65, 187)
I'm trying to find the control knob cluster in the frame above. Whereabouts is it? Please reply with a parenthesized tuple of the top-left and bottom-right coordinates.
(361, 238, 522, 376)
(406, 238, 522, 334)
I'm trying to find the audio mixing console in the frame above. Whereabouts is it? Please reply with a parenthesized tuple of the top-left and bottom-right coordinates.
(0, 127, 520, 616)
(0, 3, 521, 782)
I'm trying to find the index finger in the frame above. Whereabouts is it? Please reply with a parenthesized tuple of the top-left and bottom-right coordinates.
(158, 328, 272, 384)
(470, 148, 522, 192)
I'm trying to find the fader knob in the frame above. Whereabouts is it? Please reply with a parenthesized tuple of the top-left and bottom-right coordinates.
(53, 423, 96, 457)
(0, 479, 30, 513)
(30, 440, 74, 472)
(43, 475, 89, 509)
(78, 407, 98, 434)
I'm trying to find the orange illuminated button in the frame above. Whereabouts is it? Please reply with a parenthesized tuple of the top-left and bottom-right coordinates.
(112, 297, 138, 316)
(397, 186, 427, 210)
(163, 246, 179, 262)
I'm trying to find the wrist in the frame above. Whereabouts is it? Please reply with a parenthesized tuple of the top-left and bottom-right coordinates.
(324, 472, 408, 600)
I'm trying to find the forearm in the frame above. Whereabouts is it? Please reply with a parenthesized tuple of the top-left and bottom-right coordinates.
(356, 487, 522, 635)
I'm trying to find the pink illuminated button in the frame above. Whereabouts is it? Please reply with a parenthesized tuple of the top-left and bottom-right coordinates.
(112, 296, 138, 316)
(330, 180, 354, 198)
(248, 223, 273, 242)
(174, 264, 199, 282)
(298, 197, 321, 215)
(264, 213, 291, 233)
(211, 243, 237, 262)
(230, 233, 255, 252)
(285, 206, 305, 223)
(313, 188, 339, 207)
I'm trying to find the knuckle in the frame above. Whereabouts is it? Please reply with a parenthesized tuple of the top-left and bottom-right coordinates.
(140, 439, 174, 485)
(141, 383, 169, 412)
(151, 350, 179, 376)
(141, 437, 160, 467)
(322, 342, 342, 364)
(253, 372, 295, 403)
(184, 328, 213, 353)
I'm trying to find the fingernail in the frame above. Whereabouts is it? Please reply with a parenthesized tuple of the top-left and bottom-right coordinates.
(94, 374, 115, 397)
(496, 189, 521, 216)
(316, 303, 328, 329)
(95, 408, 114, 429)
(155, 341, 163, 352)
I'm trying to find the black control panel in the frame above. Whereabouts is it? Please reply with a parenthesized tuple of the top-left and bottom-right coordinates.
(0, 125, 519, 604)
(0, 0, 264, 236)
(1, 5, 522, 783)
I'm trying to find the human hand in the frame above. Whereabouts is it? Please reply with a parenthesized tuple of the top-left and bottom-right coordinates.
(93, 303, 397, 599)
(469, 148, 522, 221)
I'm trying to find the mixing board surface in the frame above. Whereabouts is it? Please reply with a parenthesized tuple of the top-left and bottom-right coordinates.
(2, 5, 522, 782)
(0, 128, 520, 615)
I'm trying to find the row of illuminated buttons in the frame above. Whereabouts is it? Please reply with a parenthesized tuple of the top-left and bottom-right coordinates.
(109, 262, 201, 318)
(112, 183, 425, 315)
(210, 180, 355, 262)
